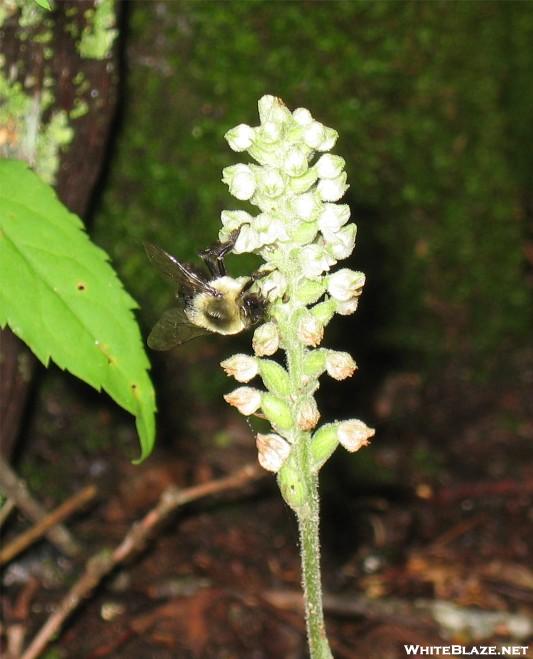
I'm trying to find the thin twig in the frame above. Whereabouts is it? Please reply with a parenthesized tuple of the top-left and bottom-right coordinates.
(0, 497, 16, 528)
(20, 463, 264, 659)
(0, 456, 80, 556)
(0, 485, 97, 565)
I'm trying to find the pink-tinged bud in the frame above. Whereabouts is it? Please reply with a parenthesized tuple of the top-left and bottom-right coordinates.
(335, 296, 359, 316)
(223, 387, 262, 415)
(325, 351, 357, 380)
(220, 354, 258, 383)
(252, 322, 280, 356)
(295, 397, 320, 430)
(222, 164, 256, 200)
(256, 433, 291, 472)
(317, 172, 349, 202)
(225, 123, 255, 152)
(297, 313, 324, 347)
(338, 420, 375, 452)
(327, 268, 365, 302)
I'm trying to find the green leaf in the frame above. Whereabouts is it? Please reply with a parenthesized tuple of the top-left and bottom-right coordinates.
(0, 160, 156, 462)
(34, 0, 52, 10)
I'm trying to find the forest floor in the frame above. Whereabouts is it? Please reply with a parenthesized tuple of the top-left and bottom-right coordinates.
(1, 353, 532, 659)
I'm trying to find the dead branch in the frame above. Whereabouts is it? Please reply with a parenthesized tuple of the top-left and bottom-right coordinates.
(0, 485, 97, 565)
(0, 456, 80, 556)
(20, 463, 264, 659)
(263, 589, 533, 641)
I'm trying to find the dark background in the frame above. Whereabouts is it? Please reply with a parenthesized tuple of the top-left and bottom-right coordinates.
(3, 2, 533, 657)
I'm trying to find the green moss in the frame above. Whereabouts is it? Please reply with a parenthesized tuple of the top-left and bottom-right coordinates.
(0, 71, 73, 183)
(77, 0, 117, 61)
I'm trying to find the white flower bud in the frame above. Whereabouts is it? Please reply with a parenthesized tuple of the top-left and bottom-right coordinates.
(316, 154, 345, 179)
(293, 107, 313, 126)
(325, 351, 357, 380)
(257, 269, 287, 301)
(220, 354, 258, 383)
(297, 313, 324, 347)
(233, 223, 260, 253)
(255, 167, 285, 198)
(295, 397, 320, 430)
(258, 95, 291, 125)
(252, 321, 280, 356)
(338, 420, 375, 452)
(253, 213, 288, 246)
(336, 297, 359, 316)
(260, 120, 282, 144)
(318, 204, 351, 233)
(318, 127, 339, 151)
(224, 387, 262, 415)
(324, 223, 357, 259)
(303, 121, 326, 149)
(223, 164, 256, 200)
(299, 244, 333, 278)
(220, 209, 254, 230)
(327, 268, 365, 301)
(291, 191, 321, 221)
(225, 123, 255, 152)
(282, 145, 309, 177)
(317, 172, 349, 202)
(256, 433, 291, 472)
(288, 167, 318, 194)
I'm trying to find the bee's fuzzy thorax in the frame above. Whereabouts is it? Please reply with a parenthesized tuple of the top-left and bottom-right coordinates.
(185, 276, 250, 334)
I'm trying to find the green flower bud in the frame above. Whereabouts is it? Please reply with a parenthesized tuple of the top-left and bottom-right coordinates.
(302, 350, 327, 378)
(277, 459, 308, 511)
(310, 423, 340, 472)
(289, 221, 318, 247)
(311, 299, 336, 327)
(295, 279, 326, 305)
(288, 167, 318, 194)
(259, 359, 291, 398)
(261, 392, 293, 430)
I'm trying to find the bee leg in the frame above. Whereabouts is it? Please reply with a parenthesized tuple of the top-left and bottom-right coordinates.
(239, 267, 272, 295)
(198, 227, 242, 278)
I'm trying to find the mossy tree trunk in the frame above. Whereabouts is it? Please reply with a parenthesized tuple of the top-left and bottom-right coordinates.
(0, 0, 119, 459)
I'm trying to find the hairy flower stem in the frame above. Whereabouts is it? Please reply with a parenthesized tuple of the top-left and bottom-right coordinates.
(282, 291, 333, 657)
(296, 468, 332, 658)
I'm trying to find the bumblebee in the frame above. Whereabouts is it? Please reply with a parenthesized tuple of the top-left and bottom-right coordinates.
(144, 229, 266, 350)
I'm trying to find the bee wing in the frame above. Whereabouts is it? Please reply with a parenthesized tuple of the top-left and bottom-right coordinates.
(147, 306, 210, 351)
(144, 242, 218, 295)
